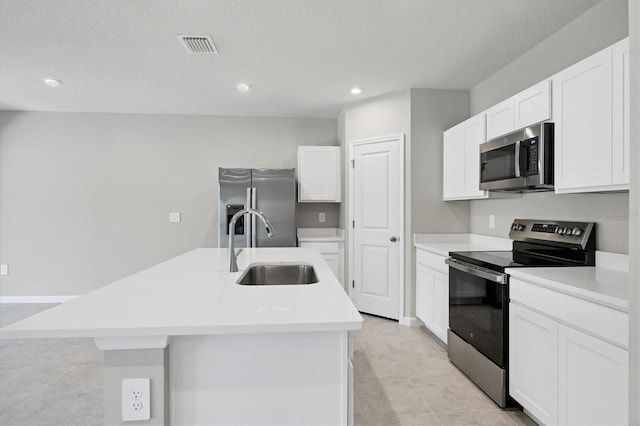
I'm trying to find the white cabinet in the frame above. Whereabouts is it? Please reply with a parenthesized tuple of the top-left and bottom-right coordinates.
(415, 249, 448, 344)
(558, 325, 628, 426)
(552, 38, 629, 193)
(299, 241, 343, 285)
(297, 146, 341, 202)
(513, 79, 552, 131)
(443, 113, 489, 200)
(612, 38, 630, 186)
(485, 79, 551, 140)
(509, 277, 628, 425)
(509, 303, 559, 425)
(485, 98, 514, 140)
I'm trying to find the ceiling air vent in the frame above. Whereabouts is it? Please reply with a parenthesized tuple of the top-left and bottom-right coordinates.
(178, 35, 219, 54)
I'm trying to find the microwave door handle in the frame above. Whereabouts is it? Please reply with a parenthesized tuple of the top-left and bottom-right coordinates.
(514, 140, 521, 177)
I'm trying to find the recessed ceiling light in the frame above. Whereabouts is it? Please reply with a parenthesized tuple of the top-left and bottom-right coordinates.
(350, 87, 362, 95)
(236, 83, 251, 93)
(43, 78, 62, 87)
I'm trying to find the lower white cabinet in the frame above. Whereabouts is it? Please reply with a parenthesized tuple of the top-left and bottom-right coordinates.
(509, 277, 628, 425)
(509, 303, 559, 425)
(416, 249, 448, 344)
(558, 325, 628, 426)
(299, 241, 343, 285)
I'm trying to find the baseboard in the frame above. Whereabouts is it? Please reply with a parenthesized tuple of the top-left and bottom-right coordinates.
(400, 316, 421, 326)
(0, 295, 78, 304)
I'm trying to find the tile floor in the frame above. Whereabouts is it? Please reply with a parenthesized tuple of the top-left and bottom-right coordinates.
(0, 305, 536, 425)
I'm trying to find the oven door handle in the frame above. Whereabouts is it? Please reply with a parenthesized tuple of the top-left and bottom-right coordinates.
(445, 258, 508, 284)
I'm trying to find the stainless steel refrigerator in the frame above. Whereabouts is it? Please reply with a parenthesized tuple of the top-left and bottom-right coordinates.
(218, 168, 296, 248)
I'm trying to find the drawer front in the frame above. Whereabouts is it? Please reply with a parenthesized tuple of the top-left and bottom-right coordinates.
(416, 249, 448, 273)
(299, 242, 339, 255)
(510, 278, 628, 348)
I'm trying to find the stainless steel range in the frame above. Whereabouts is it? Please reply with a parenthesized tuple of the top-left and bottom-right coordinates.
(445, 219, 596, 408)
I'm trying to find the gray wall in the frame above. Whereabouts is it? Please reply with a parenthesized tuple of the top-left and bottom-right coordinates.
(471, 0, 629, 113)
(469, 0, 630, 254)
(341, 89, 470, 317)
(0, 111, 338, 297)
(341, 90, 412, 313)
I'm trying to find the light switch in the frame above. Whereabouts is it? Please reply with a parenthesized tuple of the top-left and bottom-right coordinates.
(0, 264, 7, 275)
(169, 212, 181, 223)
(489, 215, 496, 229)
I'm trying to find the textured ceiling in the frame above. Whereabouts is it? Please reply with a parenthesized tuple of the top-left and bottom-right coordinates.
(0, 0, 599, 118)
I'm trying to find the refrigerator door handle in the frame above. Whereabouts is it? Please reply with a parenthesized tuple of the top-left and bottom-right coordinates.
(251, 187, 257, 247)
(245, 188, 252, 248)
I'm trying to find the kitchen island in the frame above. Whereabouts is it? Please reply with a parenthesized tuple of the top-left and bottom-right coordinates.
(0, 248, 363, 425)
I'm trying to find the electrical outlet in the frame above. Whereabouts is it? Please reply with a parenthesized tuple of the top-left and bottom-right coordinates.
(319, 212, 325, 223)
(0, 264, 7, 275)
(122, 378, 150, 421)
(169, 212, 181, 223)
(489, 215, 496, 229)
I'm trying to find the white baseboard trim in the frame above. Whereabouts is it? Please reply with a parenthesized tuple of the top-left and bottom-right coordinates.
(0, 295, 78, 304)
(400, 316, 421, 327)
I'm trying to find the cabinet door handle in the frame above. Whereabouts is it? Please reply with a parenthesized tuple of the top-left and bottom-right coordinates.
(390, 236, 398, 242)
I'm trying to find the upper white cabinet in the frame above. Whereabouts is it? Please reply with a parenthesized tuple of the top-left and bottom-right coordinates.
(485, 98, 514, 140)
(552, 38, 629, 193)
(513, 79, 552, 131)
(612, 39, 630, 186)
(297, 146, 341, 202)
(443, 113, 489, 200)
(486, 79, 551, 140)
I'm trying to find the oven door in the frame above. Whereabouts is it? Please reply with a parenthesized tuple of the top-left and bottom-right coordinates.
(446, 258, 508, 368)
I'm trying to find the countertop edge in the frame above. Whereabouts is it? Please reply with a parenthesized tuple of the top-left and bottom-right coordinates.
(507, 268, 628, 313)
(0, 320, 364, 340)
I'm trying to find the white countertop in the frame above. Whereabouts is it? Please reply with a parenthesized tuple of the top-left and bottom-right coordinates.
(508, 265, 629, 312)
(413, 233, 512, 256)
(0, 248, 363, 340)
(297, 228, 344, 242)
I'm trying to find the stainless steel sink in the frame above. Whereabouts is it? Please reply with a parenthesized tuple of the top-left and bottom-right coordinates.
(236, 263, 319, 285)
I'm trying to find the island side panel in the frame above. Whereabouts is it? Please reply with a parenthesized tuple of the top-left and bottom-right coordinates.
(170, 330, 350, 425)
(103, 348, 169, 426)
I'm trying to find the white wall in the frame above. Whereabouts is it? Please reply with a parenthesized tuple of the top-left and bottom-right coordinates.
(468, 0, 630, 254)
(0, 111, 338, 297)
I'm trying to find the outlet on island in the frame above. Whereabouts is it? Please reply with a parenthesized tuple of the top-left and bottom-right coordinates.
(319, 212, 325, 223)
(122, 378, 150, 421)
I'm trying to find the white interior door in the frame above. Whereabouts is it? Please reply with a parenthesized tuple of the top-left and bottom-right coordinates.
(350, 135, 403, 320)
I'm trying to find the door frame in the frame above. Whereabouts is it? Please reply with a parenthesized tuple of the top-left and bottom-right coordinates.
(347, 133, 405, 322)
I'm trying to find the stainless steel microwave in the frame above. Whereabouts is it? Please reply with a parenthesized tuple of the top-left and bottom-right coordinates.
(479, 122, 554, 192)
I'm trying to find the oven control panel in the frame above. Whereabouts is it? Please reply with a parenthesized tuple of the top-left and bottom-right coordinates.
(509, 219, 595, 250)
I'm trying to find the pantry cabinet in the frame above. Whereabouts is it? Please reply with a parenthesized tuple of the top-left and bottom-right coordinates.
(297, 146, 341, 202)
(552, 38, 629, 193)
(416, 249, 448, 344)
(485, 79, 551, 140)
(443, 113, 488, 200)
(509, 277, 628, 425)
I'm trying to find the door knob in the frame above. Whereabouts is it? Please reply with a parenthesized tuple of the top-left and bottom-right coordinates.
(390, 236, 398, 242)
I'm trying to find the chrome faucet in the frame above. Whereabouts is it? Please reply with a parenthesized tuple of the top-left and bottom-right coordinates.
(228, 208, 275, 272)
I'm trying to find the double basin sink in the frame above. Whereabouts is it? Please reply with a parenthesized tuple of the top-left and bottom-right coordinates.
(236, 263, 318, 285)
